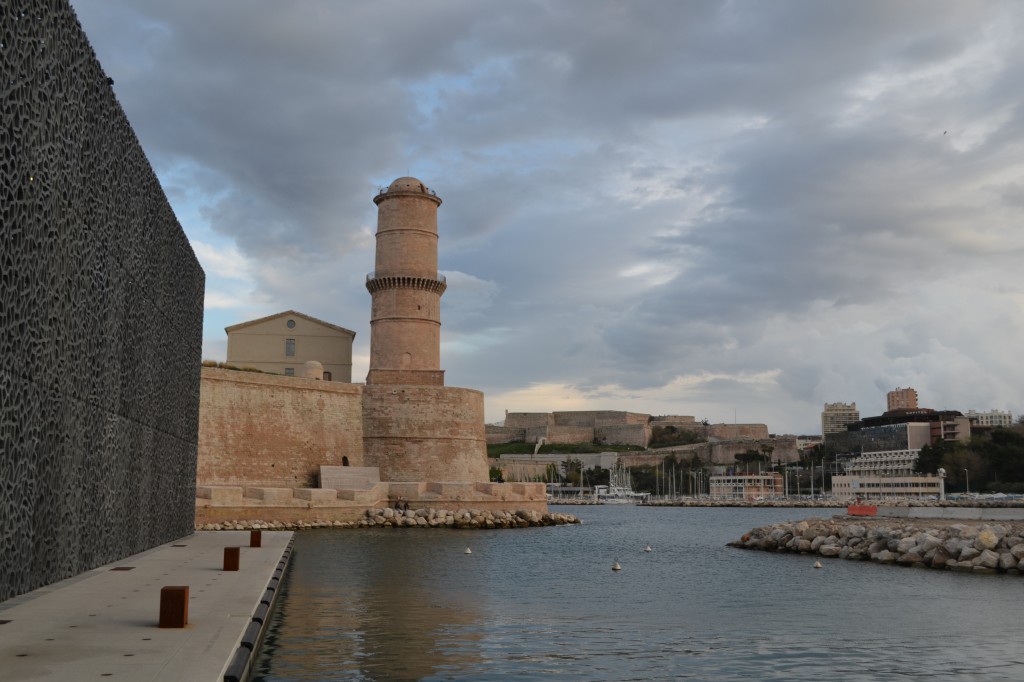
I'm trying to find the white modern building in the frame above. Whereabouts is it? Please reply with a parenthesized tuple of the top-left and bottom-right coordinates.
(831, 421, 948, 500)
(709, 473, 784, 501)
(964, 410, 1014, 428)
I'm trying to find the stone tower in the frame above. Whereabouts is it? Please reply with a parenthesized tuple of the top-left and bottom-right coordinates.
(362, 177, 489, 483)
(366, 177, 446, 386)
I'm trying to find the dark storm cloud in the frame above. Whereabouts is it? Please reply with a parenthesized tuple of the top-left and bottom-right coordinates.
(70, 0, 1024, 431)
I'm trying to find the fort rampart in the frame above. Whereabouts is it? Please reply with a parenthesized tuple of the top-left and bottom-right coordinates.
(1, 1, 204, 602)
(362, 384, 490, 482)
(198, 367, 364, 487)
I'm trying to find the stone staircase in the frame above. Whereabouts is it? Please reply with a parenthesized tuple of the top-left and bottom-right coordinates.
(320, 466, 387, 504)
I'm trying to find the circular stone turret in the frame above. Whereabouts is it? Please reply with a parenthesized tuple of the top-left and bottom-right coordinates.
(367, 177, 446, 385)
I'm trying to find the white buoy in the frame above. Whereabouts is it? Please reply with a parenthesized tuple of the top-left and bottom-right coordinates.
(643, 544, 652, 553)
(612, 560, 622, 571)
(465, 548, 472, 555)
(814, 560, 822, 569)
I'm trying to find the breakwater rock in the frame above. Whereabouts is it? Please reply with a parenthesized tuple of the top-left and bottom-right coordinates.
(197, 508, 580, 531)
(730, 518, 1024, 574)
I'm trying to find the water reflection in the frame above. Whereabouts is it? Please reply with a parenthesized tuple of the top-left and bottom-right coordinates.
(255, 529, 486, 681)
(256, 508, 1024, 681)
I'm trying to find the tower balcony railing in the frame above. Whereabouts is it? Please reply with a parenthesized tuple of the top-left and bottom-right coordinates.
(365, 272, 448, 294)
(366, 272, 446, 285)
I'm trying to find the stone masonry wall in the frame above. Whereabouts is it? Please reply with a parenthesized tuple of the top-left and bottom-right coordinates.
(596, 423, 651, 448)
(709, 423, 770, 440)
(198, 368, 364, 487)
(486, 424, 526, 444)
(504, 412, 552, 429)
(363, 385, 489, 482)
(553, 410, 649, 427)
(1, 1, 204, 602)
(545, 425, 595, 444)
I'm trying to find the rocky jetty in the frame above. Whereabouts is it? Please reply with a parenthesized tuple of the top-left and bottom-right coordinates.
(197, 507, 580, 531)
(731, 517, 1024, 574)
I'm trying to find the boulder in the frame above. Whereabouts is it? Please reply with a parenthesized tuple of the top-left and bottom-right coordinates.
(918, 534, 943, 554)
(929, 547, 952, 567)
(897, 552, 923, 566)
(975, 530, 999, 551)
(841, 524, 867, 539)
(959, 547, 981, 562)
(896, 537, 918, 554)
(819, 545, 841, 557)
(944, 538, 967, 556)
(973, 549, 1000, 569)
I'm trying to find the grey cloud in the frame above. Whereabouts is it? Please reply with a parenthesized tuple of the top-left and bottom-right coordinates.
(69, 0, 1024, 433)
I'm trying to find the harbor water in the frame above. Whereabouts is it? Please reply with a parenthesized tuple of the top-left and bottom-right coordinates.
(253, 505, 1024, 681)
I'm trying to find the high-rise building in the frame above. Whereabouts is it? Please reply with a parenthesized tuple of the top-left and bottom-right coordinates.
(822, 402, 860, 436)
(887, 387, 919, 411)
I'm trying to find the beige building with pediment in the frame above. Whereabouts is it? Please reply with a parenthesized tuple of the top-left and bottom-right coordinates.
(225, 310, 355, 382)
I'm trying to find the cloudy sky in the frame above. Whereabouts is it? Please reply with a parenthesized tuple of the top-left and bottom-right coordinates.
(70, 1, 1024, 434)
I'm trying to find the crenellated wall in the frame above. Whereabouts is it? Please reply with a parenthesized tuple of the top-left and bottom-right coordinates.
(1, 0, 204, 602)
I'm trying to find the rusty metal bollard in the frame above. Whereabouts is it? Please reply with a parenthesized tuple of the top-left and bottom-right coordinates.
(223, 546, 240, 571)
(159, 586, 189, 628)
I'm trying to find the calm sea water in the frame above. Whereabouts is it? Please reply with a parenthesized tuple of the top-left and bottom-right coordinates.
(253, 505, 1024, 681)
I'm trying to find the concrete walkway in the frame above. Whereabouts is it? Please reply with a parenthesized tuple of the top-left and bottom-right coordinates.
(0, 530, 293, 682)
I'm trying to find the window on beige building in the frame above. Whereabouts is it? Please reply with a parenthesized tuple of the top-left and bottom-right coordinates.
(284, 367, 294, 376)
(285, 338, 296, 357)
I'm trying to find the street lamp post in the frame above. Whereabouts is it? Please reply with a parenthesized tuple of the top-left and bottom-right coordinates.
(964, 468, 970, 495)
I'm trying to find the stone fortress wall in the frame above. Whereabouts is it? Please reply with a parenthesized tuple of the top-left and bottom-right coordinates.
(620, 436, 800, 467)
(198, 367, 364, 487)
(490, 411, 769, 448)
(1, 1, 205, 602)
(362, 384, 489, 482)
(195, 177, 534, 521)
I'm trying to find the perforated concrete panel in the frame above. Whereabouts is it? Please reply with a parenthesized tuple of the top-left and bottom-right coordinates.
(1, 1, 204, 602)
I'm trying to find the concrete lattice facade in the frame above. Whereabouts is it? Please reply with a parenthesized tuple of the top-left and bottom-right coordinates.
(1, 1, 204, 602)
(225, 310, 355, 382)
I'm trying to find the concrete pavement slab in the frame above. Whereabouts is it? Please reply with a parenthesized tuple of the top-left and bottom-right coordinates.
(0, 530, 293, 682)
